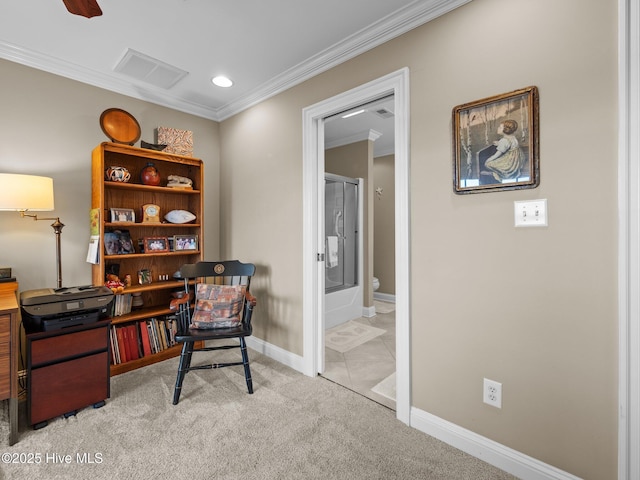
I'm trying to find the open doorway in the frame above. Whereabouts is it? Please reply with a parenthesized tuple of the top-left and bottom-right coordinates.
(322, 97, 396, 409)
(302, 68, 411, 424)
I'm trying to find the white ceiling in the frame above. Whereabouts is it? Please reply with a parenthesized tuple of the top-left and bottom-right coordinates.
(0, 0, 467, 154)
(325, 96, 396, 158)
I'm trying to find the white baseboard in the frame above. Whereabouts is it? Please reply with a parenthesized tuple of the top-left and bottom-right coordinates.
(245, 335, 305, 373)
(374, 292, 396, 303)
(362, 305, 376, 317)
(246, 337, 581, 480)
(247, 337, 580, 479)
(410, 408, 582, 480)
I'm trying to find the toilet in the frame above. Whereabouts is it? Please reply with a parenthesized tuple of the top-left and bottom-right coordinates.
(372, 276, 380, 292)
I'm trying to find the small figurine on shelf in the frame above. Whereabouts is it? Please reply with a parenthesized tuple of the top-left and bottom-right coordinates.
(105, 274, 125, 293)
(166, 174, 193, 189)
(140, 162, 161, 186)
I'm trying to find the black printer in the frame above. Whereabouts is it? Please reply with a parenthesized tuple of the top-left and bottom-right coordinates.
(21, 285, 114, 333)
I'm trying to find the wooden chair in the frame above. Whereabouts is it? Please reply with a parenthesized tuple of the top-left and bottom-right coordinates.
(169, 260, 257, 405)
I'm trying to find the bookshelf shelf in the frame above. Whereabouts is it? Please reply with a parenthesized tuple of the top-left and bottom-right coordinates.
(109, 305, 174, 325)
(104, 251, 201, 261)
(109, 344, 183, 376)
(91, 143, 204, 376)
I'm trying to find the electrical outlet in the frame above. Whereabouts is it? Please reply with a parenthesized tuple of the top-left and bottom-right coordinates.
(483, 378, 502, 408)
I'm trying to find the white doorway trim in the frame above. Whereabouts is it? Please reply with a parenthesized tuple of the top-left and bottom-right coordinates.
(302, 68, 411, 424)
(618, 1, 640, 479)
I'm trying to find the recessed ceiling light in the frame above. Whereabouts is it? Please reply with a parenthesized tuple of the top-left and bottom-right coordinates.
(341, 109, 365, 119)
(212, 76, 233, 88)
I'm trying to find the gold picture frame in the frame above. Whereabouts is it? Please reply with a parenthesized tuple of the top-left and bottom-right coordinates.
(452, 86, 539, 194)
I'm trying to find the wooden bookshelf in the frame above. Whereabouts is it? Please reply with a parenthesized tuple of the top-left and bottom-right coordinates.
(91, 142, 204, 376)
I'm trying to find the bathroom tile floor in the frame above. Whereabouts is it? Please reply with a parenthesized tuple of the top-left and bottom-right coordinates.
(322, 301, 396, 410)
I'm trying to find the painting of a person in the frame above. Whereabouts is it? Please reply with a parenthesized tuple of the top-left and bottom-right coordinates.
(482, 119, 525, 182)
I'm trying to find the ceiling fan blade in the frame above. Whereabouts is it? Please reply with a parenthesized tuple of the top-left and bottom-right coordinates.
(62, 0, 103, 18)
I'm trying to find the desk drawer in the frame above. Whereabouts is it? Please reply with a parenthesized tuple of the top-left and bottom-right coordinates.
(30, 327, 107, 366)
(29, 351, 109, 425)
(0, 314, 9, 341)
(0, 350, 8, 398)
(0, 315, 9, 399)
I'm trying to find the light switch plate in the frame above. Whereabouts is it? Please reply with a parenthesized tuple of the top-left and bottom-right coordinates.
(514, 199, 547, 227)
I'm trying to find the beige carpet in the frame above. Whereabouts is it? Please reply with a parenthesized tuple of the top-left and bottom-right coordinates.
(325, 320, 385, 353)
(0, 349, 517, 480)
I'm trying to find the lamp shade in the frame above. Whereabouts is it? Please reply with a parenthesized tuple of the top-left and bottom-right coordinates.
(0, 173, 55, 211)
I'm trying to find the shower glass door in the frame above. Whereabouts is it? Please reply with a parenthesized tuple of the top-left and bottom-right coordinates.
(325, 174, 358, 292)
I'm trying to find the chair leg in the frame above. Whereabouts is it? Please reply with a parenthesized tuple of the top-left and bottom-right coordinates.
(240, 337, 253, 394)
(173, 341, 194, 405)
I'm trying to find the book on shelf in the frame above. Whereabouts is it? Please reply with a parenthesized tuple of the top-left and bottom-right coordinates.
(156, 317, 168, 351)
(110, 316, 179, 365)
(109, 329, 116, 365)
(146, 321, 157, 354)
(166, 315, 177, 345)
(139, 321, 152, 357)
(112, 293, 133, 317)
(126, 324, 140, 361)
(116, 326, 127, 363)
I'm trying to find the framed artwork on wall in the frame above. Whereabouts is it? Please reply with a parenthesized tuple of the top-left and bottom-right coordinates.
(452, 86, 539, 194)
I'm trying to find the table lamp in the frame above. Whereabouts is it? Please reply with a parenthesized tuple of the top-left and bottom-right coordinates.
(0, 173, 65, 288)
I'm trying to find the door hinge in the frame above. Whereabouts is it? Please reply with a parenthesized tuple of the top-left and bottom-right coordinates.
(317, 253, 325, 262)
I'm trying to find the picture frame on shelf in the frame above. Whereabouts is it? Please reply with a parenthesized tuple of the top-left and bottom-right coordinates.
(173, 234, 198, 251)
(104, 230, 135, 255)
(137, 268, 152, 285)
(143, 236, 169, 253)
(452, 86, 539, 194)
(110, 208, 136, 223)
(118, 230, 136, 254)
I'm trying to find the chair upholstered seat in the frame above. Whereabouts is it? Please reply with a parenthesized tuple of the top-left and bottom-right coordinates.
(174, 322, 252, 343)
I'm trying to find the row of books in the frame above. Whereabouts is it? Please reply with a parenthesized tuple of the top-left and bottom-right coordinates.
(110, 316, 178, 365)
(112, 293, 132, 317)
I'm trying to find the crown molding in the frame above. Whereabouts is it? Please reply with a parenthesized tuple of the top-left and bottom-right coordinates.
(325, 129, 382, 150)
(0, 0, 471, 122)
(216, 0, 471, 120)
(0, 41, 219, 120)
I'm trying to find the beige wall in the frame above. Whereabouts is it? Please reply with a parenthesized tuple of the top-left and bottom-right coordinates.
(0, 59, 221, 293)
(373, 154, 395, 295)
(326, 141, 374, 307)
(220, 0, 618, 478)
(0, 0, 619, 477)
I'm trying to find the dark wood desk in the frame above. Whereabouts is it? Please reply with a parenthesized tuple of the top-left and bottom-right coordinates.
(0, 281, 19, 445)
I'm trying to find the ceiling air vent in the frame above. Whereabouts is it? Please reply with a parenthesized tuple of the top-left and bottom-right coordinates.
(114, 49, 188, 89)
(373, 107, 394, 119)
